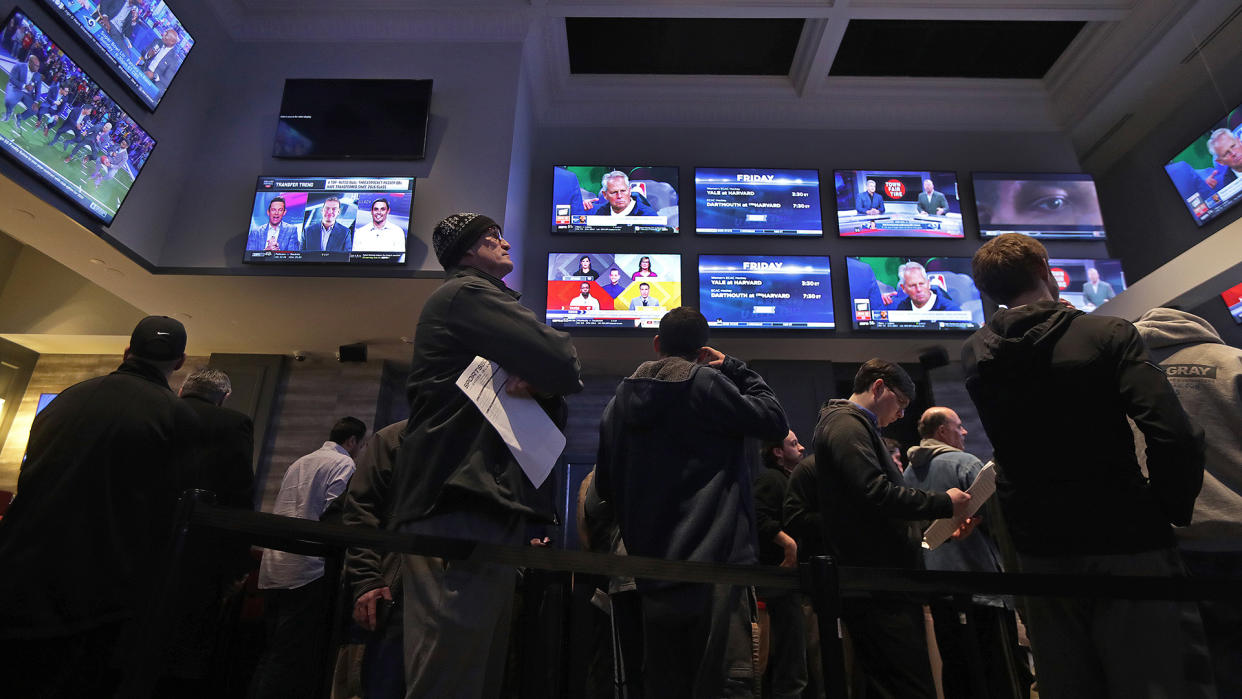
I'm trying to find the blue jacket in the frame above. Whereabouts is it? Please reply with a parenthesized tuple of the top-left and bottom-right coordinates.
(855, 191, 885, 214)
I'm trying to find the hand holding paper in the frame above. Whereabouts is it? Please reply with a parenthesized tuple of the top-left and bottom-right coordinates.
(922, 462, 997, 550)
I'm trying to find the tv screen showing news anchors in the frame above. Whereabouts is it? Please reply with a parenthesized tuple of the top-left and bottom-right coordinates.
(847, 256, 984, 331)
(1047, 258, 1126, 314)
(552, 165, 678, 235)
(1163, 103, 1242, 227)
(834, 169, 964, 238)
(546, 253, 681, 328)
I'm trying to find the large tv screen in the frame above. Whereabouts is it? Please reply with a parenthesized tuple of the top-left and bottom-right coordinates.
(699, 255, 834, 329)
(834, 169, 964, 238)
(1163, 104, 1242, 227)
(1221, 281, 1242, 325)
(243, 176, 414, 264)
(0, 9, 155, 224)
(274, 79, 432, 160)
(973, 172, 1106, 239)
(695, 167, 822, 236)
(1047, 258, 1125, 314)
(552, 165, 678, 235)
(39, 0, 193, 111)
(546, 253, 681, 329)
(846, 256, 983, 331)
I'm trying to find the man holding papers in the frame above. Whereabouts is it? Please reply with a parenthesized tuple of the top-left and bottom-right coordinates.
(390, 213, 583, 698)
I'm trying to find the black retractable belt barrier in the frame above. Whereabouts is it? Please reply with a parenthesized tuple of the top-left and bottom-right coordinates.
(807, 557, 849, 699)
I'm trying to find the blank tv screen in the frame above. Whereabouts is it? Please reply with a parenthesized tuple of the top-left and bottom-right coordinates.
(39, 0, 194, 110)
(0, 9, 156, 224)
(552, 165, 678, 235)
(847, 256, 983, 331)
(274, 79, 431, 160)
(1164, 105, 1242, 227)
(1048, 258, 1125, 314)
(699, 255, 834, 329)
(974, 172, 1106, 239)
(546, 253, 681, 329)
(695, 167, 822, 236)
(1222, 281, 1242, 325)
(834, 169, 963, 238)
(243, 176, 414, 264)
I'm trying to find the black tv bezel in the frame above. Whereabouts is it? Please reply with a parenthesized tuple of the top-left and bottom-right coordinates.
(831, 167, 966, 239)
(692, 165, 826, 238)
(696, 253, 837, 331)
(272, 78, 433, 161)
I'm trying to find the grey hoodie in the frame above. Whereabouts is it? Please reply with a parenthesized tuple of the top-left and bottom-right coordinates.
(1135, 308, 1242, 552)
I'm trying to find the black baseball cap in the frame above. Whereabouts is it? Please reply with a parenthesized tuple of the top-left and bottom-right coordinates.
(128, 315, 186, 361)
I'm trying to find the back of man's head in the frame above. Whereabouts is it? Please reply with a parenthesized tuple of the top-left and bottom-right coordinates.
(180, 367, 232, 405)
(971, 233, 1050, 306)
(329, 416, 367, 445)
(852, 358, 916, 400)
(917, 407, 952, 439)
(125, 315, 187, 376)
(658, 307, 709, 360)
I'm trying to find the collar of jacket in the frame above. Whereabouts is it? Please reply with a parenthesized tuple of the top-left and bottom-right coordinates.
(449, 265, 520, 300)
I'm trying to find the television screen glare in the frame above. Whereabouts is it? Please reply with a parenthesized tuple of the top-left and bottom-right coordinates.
(552, 166, 678, 235)
(834, 169, 963, 238)
(546, 253, 681, 328)
(274, 79, 432, 160)
(1163, 105, 1242, 227)
(847, 256, 983, 330)
(243, 176, 414, 264)
(1221, 281, 1242, 325)
(699, 255, 834, 329)
(695, 167, 822, 236)
(0, 9, 156, 224)
(1047, 258, 1125, 314)
(973, 172, 1106, 239)
(39, 0, 193, 110)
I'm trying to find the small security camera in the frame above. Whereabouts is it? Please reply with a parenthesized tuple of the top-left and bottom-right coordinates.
(293, 352, 307, 362)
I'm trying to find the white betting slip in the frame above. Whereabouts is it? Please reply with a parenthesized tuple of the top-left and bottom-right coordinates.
(922, 461, 997, 550)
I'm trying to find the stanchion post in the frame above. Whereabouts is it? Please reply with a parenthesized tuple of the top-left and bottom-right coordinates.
(806, 556, 848, 699)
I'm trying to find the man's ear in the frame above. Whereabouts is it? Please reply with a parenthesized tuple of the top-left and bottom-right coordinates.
(871, 378, 885, 398)
(653, 335, 661, 356)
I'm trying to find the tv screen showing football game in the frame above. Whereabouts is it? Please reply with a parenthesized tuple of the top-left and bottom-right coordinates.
(834, 169, 964, 238)
(1048, 258, 1125, 313)
(552, 166, 679, 235)
(0, 9, 156, 224)
(1163, 104, 1242, 227)
(699, 255, 834, 329)
(695, 167, 822, 236)
(1221, 281, 1242, 324)
(973, 172, 1106, 239)
(546, 253, 681, 329)
(274, 79, 432, 160)
(39, 0, 193, 110)
(243, 176, 414, 264)
(846, 257, 984, 331)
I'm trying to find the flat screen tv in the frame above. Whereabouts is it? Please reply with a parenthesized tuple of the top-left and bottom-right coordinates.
(0, 9, 155, 224)
(973, 172, 1106, 239)
(1221, 281, 1242, 324)
(552, 165, 678, 235)
(846, 256, 983, 331)
(1163, 104, 1242, 227)
(699, 255, 834, 329)
(834, 169, 964, 238)
(273, 78, 432, 160)
(243, 176, 414, 264)
(38, 0, 193, 110)
(695, 167, 822, 236)
(1047, 258, 1125, 313)
(546, 253, 681, 329)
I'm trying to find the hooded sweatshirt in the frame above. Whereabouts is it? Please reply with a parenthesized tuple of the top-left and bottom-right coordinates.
(594, 355, 787, 588)
(1134, 307, 1242, 552)
(962, 300, 1204, 556)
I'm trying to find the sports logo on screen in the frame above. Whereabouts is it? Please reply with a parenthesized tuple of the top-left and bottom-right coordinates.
(883, 179, 906, 199)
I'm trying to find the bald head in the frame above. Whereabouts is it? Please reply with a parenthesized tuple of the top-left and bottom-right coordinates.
(918, 407, 967, 449)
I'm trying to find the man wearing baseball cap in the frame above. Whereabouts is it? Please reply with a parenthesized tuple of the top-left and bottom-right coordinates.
(389, 213, 582, 697)
(0, 315, 203, 696)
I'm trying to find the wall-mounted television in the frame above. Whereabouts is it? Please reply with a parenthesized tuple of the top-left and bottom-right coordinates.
(1163, 104, 1242, 227)
(1221, 281, 1242, 324)
(834, 169, 963, 238)
(695, 167, 822, 236)
(0, 9, 155, 224)
(699, 255, 834, 329)
(243, 176, 414, 264)
(846, 256, 983, 331)
(552, 165, 678, 235)
(39, 0, 193, 110)
(1047, 258, 1125, 313)
(546, 253, 681, 329)
(273, 79, 432, 160)
(973, 172, 1106, 239)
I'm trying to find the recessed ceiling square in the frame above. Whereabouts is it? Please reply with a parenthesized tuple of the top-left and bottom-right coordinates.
(566, 18, 805, 76)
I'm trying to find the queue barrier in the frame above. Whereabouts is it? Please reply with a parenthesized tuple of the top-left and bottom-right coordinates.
(117, 492, 1242, 699)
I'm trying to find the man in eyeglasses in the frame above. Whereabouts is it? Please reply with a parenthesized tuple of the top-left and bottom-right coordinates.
(390, 213, 583, 698)
(814, 359, 970, 699)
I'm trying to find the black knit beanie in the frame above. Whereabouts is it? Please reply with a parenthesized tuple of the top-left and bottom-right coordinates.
(432, 213, 500, 269)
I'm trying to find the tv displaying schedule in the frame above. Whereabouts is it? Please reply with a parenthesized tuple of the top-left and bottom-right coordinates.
(695, 167, 822, 236)
(834, 169, 964, 238)
(699, 255, 834, 329)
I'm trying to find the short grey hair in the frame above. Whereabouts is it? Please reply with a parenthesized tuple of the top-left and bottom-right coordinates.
(897, 260, 928, 285)
(602, 170, 629, 190)
(181, 367, 232, 402)
(1207, 128, 1236, 158)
